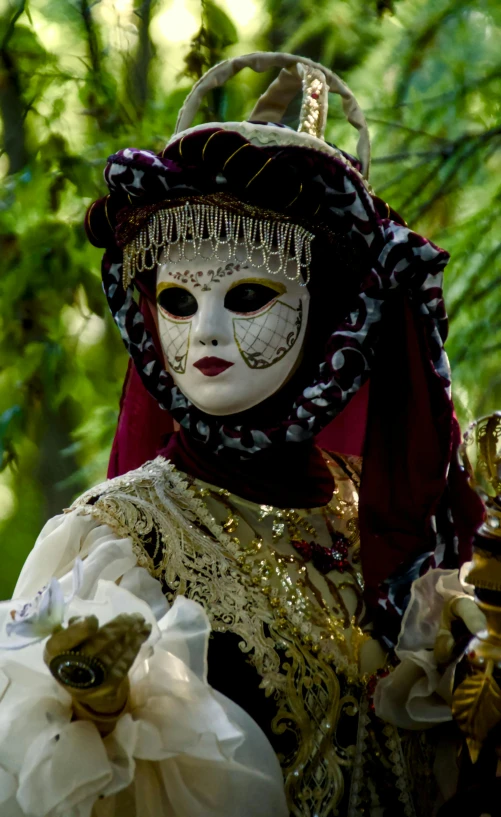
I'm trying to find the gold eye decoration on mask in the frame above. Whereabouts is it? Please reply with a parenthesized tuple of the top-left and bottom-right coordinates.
(157, 283, 198, 319)
(224, 278, 287, 315)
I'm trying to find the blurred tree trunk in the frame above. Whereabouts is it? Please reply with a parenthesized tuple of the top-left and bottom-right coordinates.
(131, 0, 156, 118)
(0, 5, 28, 174)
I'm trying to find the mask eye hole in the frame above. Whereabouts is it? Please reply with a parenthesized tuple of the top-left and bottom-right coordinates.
(157, 286, 198, 318)
(224, 283, 280, 315)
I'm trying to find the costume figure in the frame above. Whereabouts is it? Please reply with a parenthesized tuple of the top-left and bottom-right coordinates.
(0, 53, 486, 816)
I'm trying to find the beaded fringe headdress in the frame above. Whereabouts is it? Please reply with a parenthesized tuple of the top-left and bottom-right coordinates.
(122, 201, 314, 289)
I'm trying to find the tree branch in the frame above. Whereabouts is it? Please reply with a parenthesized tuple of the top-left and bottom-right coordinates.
(366, 115, 449, 143)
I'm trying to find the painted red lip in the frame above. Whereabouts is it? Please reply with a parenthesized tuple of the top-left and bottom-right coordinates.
(193, 356, 234, 377)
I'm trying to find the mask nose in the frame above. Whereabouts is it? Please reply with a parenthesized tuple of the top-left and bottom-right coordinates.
(192, 294, 231, 348)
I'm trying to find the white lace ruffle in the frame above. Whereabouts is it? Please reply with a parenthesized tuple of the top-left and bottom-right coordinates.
(374, 565, 474, 730)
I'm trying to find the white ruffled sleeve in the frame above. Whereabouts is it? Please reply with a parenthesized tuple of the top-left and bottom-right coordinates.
(14, 510, 137, 598)
(374, 565, 474, 730)
(0, 511, 288, 817)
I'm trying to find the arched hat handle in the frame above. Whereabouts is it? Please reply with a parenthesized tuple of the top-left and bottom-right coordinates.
(174, 51, 370, 179)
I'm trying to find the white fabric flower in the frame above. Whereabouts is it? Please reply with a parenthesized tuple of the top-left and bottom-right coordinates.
(0, 559, 84, 649)
(374, 565, 474, 729)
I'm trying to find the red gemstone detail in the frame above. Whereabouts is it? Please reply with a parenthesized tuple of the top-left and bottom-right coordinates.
(292, 537, 350, 574)
(292, 540, 313, 561)
(311, 544, 338, 574)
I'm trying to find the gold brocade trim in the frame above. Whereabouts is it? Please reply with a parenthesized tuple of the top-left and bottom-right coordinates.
(70, 456, 371, 816)
(382, 724, 418, 817)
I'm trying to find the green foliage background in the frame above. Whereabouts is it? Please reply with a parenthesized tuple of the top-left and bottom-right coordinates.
(0, 0, 500, 596)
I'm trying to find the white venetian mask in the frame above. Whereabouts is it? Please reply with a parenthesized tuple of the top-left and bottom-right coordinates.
(155, 248, 310, 416)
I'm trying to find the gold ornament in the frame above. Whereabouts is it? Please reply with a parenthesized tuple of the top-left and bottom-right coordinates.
(465, 547, 501, 593)
(451, 599, 501, 765)
(459, 412, 501, 538)
(452, 412, 501, 762)
(452, 657, 501, 763)
(44, 612, 151, 736)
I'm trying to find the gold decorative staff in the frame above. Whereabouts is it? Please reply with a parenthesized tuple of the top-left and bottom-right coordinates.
(453, 412, 501, 764)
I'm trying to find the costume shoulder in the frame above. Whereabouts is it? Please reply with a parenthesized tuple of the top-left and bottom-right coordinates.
(70, 456, 234, 580)
(12, 465, 171, 601)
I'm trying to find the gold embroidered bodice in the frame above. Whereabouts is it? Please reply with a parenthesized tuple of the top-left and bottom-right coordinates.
(71, 453, 389, 817)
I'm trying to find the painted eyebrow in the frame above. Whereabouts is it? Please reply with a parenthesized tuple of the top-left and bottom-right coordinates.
(226, 277, 287, 295)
